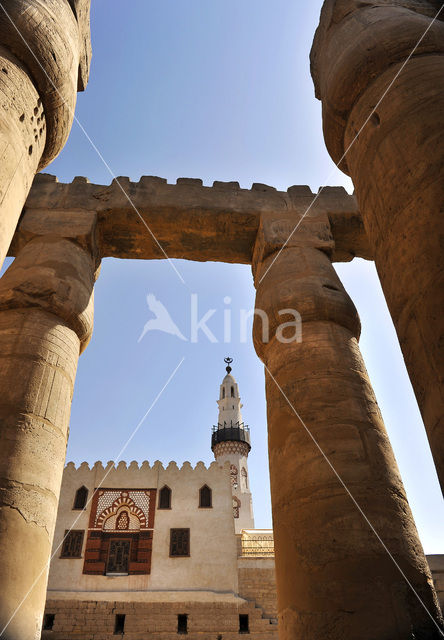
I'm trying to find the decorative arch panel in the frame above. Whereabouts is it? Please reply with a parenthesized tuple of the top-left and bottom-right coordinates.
(83, 488, 156, 576)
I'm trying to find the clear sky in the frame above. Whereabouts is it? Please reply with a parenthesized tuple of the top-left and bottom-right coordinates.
(9, 0, 443, 551)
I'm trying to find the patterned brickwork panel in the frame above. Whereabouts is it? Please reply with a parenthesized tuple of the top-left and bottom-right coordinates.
(61, 530, 84, 558)
(92, 489, 154, 530)
(233, 496, 241, 519)
(83, 488, 156, 576)
(170, 528, 190, 557)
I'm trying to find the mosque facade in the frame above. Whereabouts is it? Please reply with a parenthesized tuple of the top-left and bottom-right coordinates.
(41, 361, 279, 639)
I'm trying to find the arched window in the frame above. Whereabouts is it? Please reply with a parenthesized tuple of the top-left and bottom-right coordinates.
(231, 386, 234, 397)
(199, 485, 212, 508)
(73, 486, 88, 510)
(158, 485, 172, 509)
(232, 496, 241, 519)
(222, 387, 225, 398)
(230, 464, 238, 488)
(116, 511, 129, 530)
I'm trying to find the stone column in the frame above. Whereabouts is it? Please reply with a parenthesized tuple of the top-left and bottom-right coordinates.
(252, 213, 443, 639)
(0, 224, 98, 639)
(311, 1, 444, 492)
(0, 0, 91, 270)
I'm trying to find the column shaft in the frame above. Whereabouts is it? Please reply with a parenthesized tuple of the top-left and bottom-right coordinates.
(311, 1, 444, 492)
(253, 246, 443, 639)
(0, 0, 91, 270)
(344, 56, 444, 492)
(0, 46, 44, 268)
(0, 237, 96, 640)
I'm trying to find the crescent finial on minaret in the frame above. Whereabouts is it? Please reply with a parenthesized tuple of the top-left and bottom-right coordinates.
(224, 356, 233, 373)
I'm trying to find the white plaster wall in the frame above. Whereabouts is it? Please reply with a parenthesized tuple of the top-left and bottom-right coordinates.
(47, 459, 238, 594)
(214, 451, 254, 533)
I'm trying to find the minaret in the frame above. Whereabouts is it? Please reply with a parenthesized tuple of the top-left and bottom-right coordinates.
(211, 358, 254, 533)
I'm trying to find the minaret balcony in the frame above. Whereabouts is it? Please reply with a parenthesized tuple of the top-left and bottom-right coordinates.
(211, 422, 251, 451)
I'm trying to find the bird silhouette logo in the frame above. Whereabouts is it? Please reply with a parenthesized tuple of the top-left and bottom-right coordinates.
(138, 294, 187, 342)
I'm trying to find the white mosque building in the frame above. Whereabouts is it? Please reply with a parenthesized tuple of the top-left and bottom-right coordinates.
(41, 359, 279, 639)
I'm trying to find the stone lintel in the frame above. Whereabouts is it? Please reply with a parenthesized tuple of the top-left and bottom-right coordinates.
(9, 174, 372, 263)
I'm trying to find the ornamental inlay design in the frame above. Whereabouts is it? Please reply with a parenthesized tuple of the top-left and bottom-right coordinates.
(232, 496, 241, 518)
(213, 441, 250, 457)
(83, 487, 156, 577)
(92, 489, 153, 531)
(230, 464, 238, 487)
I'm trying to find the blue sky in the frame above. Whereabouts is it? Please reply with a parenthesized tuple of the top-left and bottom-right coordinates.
(8, 0, 444, 551)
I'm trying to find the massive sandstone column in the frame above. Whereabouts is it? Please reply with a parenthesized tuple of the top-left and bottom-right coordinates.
(0, 221, 99, 639)
(0, 0, 91, 269)
(252, 213, 443, 639)
(310, 1, 444, 492)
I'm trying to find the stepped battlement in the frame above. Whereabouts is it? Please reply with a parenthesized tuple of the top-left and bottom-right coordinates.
(64, 459, 227, 474)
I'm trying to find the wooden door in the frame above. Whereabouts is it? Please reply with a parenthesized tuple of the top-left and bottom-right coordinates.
(106, 539, 130, 573)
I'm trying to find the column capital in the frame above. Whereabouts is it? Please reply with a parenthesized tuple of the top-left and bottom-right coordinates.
(0, 216, 99, 350)
(10, 207, 99, 265)
(0, 0, 92, 167)
(310, 0, 444, 171)
(252, 210, 334, 285)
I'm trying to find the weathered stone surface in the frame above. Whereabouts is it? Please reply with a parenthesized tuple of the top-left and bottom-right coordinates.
(0, 0, 91, 166)
(0, 0, 91, 272)
(311, 1, 444, 495)
(252, 239, 443, 638)
(41, 598, 278, 639)
(10, 175, 372, 264)
(0, 233, 98, 639)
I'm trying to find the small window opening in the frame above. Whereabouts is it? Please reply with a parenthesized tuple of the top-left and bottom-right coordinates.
(170, 528, 190, 556)
(231, 386, 234, 397)
(43, 613, 55, 630)
(199, 485, 212, 508)
(114, 614, 125, 634)
(222, 387, 225, 398)
(177, 614, 188, 634)
(73, 486, 88, 510)
(239, 614, 249, 634)
(159, 485, 172, 509)
(61, 529, 84, 558)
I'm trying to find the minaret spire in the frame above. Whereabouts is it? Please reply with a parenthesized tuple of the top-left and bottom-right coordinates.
(212, 358, 254, 532)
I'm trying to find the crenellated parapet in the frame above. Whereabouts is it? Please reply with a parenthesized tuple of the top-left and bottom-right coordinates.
(59, 458, 231, 513)
(9, 173, 372, 264)
(64, 459, 225, 474)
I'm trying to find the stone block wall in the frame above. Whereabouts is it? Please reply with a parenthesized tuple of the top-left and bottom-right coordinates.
(428, 555, 444, 611)
(238, 558, 277, 620)
(41, 599, 278, 639)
